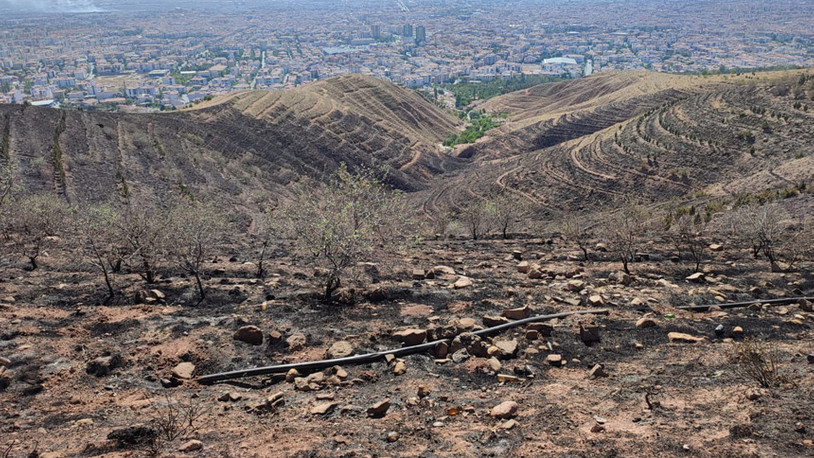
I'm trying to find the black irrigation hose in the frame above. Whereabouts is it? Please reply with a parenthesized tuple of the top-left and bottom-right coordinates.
(197, 308, 611, 385)
(676, 296, 814, 311)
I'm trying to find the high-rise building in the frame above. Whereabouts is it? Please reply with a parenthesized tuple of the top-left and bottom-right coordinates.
(402, 24, 413, 38)
(371, 25, 381, 39)
(415, 25, 426, 43)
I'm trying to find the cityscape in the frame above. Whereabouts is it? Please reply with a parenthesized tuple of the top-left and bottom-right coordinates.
(1, 0, 813, 111)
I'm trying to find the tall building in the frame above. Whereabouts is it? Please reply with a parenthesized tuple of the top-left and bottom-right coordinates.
(415, 25, 426, 43)
(371, 25, 381, 39)
(402, 24, 413, 38)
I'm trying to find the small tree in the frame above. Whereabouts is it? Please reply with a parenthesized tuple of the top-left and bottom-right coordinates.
(248, 205, 276, 279)
(280, 164, 407, 302)
(490, 191, 534, 239)
(1, 193, 70, 270)
(459, 198, 494, 240)
(732, 204, 812, 272)
(74, 203, 126, 304)
(113, 196, 173, 284)
(668, 209, 708, 272)
(602, 203, 648, 275)
(169, 199, 229, 305)
(561, 214, 592, 261)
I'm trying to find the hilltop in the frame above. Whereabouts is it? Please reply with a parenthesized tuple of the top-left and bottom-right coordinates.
(0, 74, 462, 209)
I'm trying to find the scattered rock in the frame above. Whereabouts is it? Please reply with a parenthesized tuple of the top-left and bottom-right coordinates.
(594, 243, 608, 252)
(393, 360, 407, 375)
(393, 328, 427, 346)
(218, 392, 242, 402)
(488, 339, 518, 359)
(588, 295, 604, 306)
(487, 357, 502, 372)
(525, 330, 540, 341)
(591, 423, 606, 433)
(434, 341, 449, 359)
(528, 323, 553, 337)
(411, 268, 426, 280)
(417, 385, 431, 398)
(546, 354, 563, 367)
(233, 325, 264, 345)
(268, 330, 283, 343)
(453, 276, 473, 289)
(732, 326, 744, 338)
(179, 440, 203, 452)
(686, 272, 705, 283)
(171, 362, 195, 380)
(709, 243, 724, 252)
(636, 317, 658, 328)
(86, 355, 122, 377)
(589, 364, 608, 378)
(528, 269, 543, 279)
(286, 332, 307, 351)
(327, 340, 354, 358)
(808, 354, 814, 364)
(458, 317, 477, 329)
(311, 402, 338, 415)
(517, 261, 531, 274)
(483, 315, 510, 327)
(0, 356, 11, 367)
(386, 431, 400, 442)
(451, 349, 470, 363)
(502, 306, 530, 320)
(490, 401, 518, 419)
(285, 369, 300, 383)
(566, 279, 585, 292)
(502, 419, 518, 430)
(333, 366, 348, 379)
(512, 250, 523, 260)
(668, 332, 705, 343)
(497, 374, 522, 383)
(367, 399, 391, 418)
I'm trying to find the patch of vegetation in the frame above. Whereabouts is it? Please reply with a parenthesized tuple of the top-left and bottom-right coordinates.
(727, 339, 785, 388)
(440, 74, 564, 109)
(444, 115, 500, 146)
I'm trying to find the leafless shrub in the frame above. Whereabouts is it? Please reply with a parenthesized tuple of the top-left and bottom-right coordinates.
(0, 193, 71, 270)
(458, 198, 494, 240)
(600, 202, 649, 275)
(560, 214, 592, 261)
(112, 196, 174, 284)
(149, 394, 206, 442)
(489, 190, 534, 239)
(279, 164, 408, 302)
(74, 203, 127, 304)
(727, 339, 785, 388)
(667, 209, 708, 272)
(169, 198, 230, 305)
(728, 204, 813, 272)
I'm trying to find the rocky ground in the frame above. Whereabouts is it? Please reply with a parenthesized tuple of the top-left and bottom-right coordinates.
(1, 236, 813, 457)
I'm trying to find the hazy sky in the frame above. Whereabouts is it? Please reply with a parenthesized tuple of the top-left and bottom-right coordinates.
(0, 0, 105, 13)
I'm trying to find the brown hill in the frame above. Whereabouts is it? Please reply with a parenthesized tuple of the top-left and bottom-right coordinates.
(0, 74, 462, 207)
(418, 69, 814, 219)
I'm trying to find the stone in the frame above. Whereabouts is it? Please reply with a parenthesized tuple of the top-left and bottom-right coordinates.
(0, 356, 9, 366)
(483, 315, 510, 327)
(327, 341, 354, 358)
(393, 360, 407, 375)
(490, 401, 518, 419)
(268, 330, 283, 342)
(218, 392, 242, 402)
(86, 355, 122, 377)
(517, 261, 531, 274)
(525, 330, 540, 341)
(686, 272, 705, 283)
(528, 323, 553, 337)
(709, 243, 724, 252)
(172, 362, 195, 380)
(588, 295, 604, 306)
(386, 431, 400, 442)
(367, 399, 391, 418)
(434, 341, 449, 359)
(732, 326, 744, 338)
(807, 354, 814, 364)
(286, 332, 307, 351)
(412, 268, 426, 280)
(636, 317, 658, 328)
(433, 265, 456, 276)
(311, 402, 338, 415)
(392, 328, 427, 347)
(451, 349, 470, 363)
(668, 332, 705, 343)
(488, 339, 518, 359)
(591, 423, 606, 433)
(502, 419, 518, 430)
(453, 276, 473, 289)
(594, 243, 608, 252)
(512, 250, 523, 260)
(546, 354, 563, 367)
(502, 306, 531, 320)
(579, 324, 601, 345)
(528, 269, 543, 279)
(285, 369, 300, 383)
(487, 357, 502, 372)
(497, 374, 522, 383)
(333, 366, 348, 379)
(566, 279, 585, 292)
(107, 425, 158, 447)
(233, 325, 264, 345)
(458, 318, 477, 330)
(589, 364, 607, 378)
(418, 385, 432, 398)
(179, 440, 203, 452)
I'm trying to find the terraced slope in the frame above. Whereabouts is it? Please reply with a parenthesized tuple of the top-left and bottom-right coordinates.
(419, 70, 814, 218)
(0, 74, 462, 205)
(460, 71, 720, 160)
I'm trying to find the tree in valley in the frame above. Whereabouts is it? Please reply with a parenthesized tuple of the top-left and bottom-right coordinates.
(1, 193, 70, 270)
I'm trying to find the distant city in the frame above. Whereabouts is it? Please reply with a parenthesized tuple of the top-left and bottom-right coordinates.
(1, 0, 812, 111)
